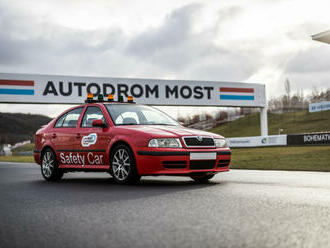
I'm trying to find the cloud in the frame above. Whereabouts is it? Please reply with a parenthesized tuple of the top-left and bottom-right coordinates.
(286, 46, 330, 74)
(125, 4, 258, 81)
(0, 0, 330, 112)
(125, 4, 202, 72)
(126, 4, 198, 56)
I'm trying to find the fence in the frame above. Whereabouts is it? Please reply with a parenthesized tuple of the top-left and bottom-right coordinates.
(227, 132, 330, 148)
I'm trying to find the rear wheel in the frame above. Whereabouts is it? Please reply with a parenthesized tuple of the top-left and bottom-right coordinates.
(41, 148, 63, 181)
(190, 173, 215, 183)
(110, 144, 140, 184)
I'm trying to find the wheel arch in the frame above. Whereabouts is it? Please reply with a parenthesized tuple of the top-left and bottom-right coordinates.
(41, 145, 56, 158)
(108, 140, 139, 171)
(109, 140, 135, 158)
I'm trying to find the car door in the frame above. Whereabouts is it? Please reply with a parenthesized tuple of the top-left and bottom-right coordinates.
(51, 107, 84, 167)
(76, 106, 109, 169)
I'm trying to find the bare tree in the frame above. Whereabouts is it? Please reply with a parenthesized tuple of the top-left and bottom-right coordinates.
(284, 78, 291, 108)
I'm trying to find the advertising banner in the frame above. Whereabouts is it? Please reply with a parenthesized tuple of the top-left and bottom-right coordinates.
(309, 101, 330, 113)
(287, 132, 330, 146)
(0, 73, 266, 107)
(227, 135, 287, 148)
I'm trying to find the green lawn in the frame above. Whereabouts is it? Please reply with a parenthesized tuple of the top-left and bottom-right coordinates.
(11, 143, 34, 152)
(0, 156, 34, 163)
(2, 110, 329, 170)
(210, 109, 330, 137)
(1, 146, 330, 171)
(231, 146, 330, 171)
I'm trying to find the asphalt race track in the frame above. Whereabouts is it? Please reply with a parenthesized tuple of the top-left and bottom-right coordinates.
(1, 163, 330, 248)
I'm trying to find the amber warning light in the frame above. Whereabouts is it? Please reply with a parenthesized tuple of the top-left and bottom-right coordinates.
(127, 96, 134, 103)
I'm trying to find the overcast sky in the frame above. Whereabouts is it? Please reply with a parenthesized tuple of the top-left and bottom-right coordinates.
(0, 0, 330, 118)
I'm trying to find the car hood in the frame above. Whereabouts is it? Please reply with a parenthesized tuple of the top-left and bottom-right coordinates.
(116, 125, 224, 139)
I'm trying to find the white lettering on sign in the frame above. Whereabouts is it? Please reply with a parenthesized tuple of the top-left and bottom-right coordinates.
(59, 152, 104, 166)
(81, 133, 97, 147)
(304, 133, 330, 142)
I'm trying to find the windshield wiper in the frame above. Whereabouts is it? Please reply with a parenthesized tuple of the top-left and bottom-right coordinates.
(144, 123, 176, 126)
(117, 123, 138, 125)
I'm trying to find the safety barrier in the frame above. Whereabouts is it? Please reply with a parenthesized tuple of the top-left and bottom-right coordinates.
(287, 132, 330, 146)
(227, 135, 287, 148)
(227, 132, 330, 148)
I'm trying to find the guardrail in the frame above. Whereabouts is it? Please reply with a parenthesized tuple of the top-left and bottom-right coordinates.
(12, 151, 33, 156)
(227, 135, 287, 148)
(287, 132, 330, 146)
(227, 132, 330, 148)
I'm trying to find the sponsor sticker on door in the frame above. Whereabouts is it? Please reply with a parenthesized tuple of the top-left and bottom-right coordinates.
(81, 133, 97, 147)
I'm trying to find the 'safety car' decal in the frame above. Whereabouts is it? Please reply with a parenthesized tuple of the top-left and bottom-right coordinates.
(60, 152, 104, 166)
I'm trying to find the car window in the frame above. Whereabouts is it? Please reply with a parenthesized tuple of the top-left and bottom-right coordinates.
(81, 106, 105, 127)
(115, 112, 139, 125)
(55, 108, 83, 128)
(54, 114, 66, 128)
(141, 110, 170, 125)
(106, 104, 178, 126)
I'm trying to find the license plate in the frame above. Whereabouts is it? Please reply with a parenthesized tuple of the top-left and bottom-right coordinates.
(190, 152, 216, 160)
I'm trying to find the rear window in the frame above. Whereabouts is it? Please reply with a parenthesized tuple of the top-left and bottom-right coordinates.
(54, 107, 83, 128)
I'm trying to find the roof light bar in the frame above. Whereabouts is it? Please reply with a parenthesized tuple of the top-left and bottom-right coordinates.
(85, 94, 135, 103)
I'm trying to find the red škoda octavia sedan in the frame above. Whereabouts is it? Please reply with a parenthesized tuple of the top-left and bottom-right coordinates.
(34, 95, 231, 184)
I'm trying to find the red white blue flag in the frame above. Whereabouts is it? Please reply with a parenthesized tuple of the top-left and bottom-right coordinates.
(0, 79, 34, 95)
(219, 87, 254, 101)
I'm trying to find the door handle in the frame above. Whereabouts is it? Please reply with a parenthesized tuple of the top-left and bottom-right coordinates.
(52, 133, 57, 139)
(76, 133, 81, 139)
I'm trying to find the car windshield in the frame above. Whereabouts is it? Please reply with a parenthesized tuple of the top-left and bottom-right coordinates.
(106, 104, 179, 126)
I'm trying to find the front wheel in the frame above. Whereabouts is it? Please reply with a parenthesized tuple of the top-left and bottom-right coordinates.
(41, 148, 63, 181)
(110, 144, 141, 184)
(190, 173, 215, 183)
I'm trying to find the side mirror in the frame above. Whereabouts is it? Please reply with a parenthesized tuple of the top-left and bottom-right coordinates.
(92, 119, 107, 128)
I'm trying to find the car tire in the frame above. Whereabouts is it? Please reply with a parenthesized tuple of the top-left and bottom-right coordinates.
(41, 148, 63, 181)
(190, 173, 215, 183)
(110, 144, 141, 184)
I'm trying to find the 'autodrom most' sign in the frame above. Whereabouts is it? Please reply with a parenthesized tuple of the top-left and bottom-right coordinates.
(0, 73, 266, 107)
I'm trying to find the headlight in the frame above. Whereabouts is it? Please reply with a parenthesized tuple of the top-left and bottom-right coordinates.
(148, 138, 182, 148)
(214, 138, 229, 148)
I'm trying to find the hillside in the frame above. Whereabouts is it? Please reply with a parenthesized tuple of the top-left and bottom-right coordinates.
(0, 113, 52, 144)
(210, 109, 330, 137)
(1, 109, 329, 145)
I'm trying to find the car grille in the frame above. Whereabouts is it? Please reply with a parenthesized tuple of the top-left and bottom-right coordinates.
(162, 161, 187, 169)
(183, 137, 215, 147)
(190, 160, 216, 170)
(218, 160, 230, 167)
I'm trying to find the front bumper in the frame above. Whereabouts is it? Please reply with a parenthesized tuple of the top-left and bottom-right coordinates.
(135, 148, 231, 176)
(33, 150, 41, 165)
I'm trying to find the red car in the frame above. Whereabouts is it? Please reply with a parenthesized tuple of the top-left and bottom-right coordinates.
(34, 95, 231, 184)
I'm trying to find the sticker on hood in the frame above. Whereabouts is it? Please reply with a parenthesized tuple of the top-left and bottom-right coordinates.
(81, 133, 97, 147)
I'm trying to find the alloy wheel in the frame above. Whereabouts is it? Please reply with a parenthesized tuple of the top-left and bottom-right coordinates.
(42, 151, 54, 178)
(112, 148, 131, 181)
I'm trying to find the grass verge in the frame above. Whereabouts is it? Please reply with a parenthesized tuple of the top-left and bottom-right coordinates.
(1, 146, 330, 171)
(11, 143, 34, 152)
(231, 146, 330, 171)
(0, 156, 34, 163)
(210, 109, 330, 137)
